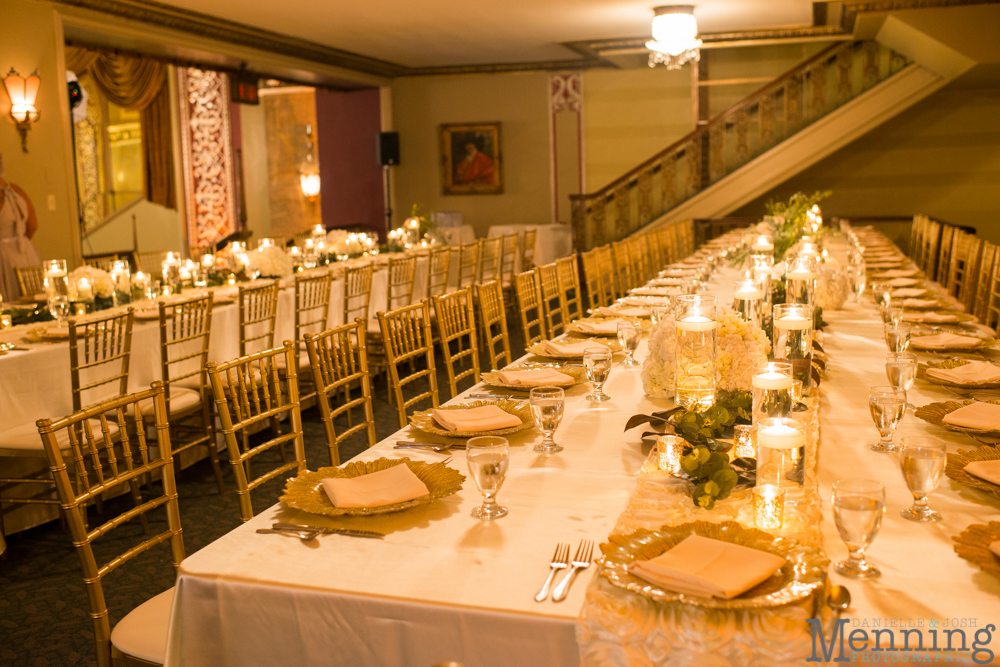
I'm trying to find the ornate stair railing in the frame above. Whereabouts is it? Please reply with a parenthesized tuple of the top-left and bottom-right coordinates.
(570, 40, 910, 252)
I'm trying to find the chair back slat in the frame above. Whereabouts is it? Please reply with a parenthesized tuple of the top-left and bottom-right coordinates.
(135, 251, 169, 275)
(158, 293, 213, 401)
(432, 288, 480, 398)
(427, 248, 452, 298)
(973, 241, 997, 322)
(477, 237, 502, 284)
(520, 229, 537, 272)
(456, 242, 480, 289)
(514, 270, 545, 346)
(69, 309, 134, 412)
(476, 280, 512, 371)
(15, 265, 44, 296)
(387, 256, 418, 310)
(611, 241, 633, 295)
(556, 255, 582, 322)
(344, 264, 374, 323)
(239, 281, 279, 357)
(499, 234, 518, 286)
(537, 263, 567, 339)
(377, 300, 439, 428)
(936, 225, 958, 284)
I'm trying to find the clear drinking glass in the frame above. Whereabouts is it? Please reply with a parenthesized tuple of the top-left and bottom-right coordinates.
(584, 347, 612, 402)
(467, 436, 510, 520)
(649, 305, 670, 325)
(879, 303, 903, 325)
(530, 387, 565, 454)
(869, 385, 906, 453)
(617, 321, 641, 367)
(885, 352, 918, 408)
(871, 281, 892, 306)
(899, 436, 946, 522)
(884, 322, 911, 353)
(43, 259, 70, 323)
(832, 479, 885, 579)
(849, 266, 866, 303)
(48, 296, 69, 322)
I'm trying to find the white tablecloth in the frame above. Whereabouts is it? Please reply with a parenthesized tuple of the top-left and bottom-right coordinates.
(436, 225, 476, 247)
(488, 224, 574, 271)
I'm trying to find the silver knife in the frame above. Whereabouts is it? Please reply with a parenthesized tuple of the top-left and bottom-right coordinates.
(273, 522, 385, 539)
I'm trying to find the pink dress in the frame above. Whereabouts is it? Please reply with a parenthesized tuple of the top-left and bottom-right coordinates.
(0, 184, 40, 302)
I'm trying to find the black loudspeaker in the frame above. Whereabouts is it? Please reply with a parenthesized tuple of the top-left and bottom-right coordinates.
(376, 131, 400, 166)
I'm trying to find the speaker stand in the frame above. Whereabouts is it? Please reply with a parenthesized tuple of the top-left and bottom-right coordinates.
(383, 165, 393, 239)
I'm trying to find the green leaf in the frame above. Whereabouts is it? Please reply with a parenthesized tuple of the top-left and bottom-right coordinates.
(704, 480, 720, 496)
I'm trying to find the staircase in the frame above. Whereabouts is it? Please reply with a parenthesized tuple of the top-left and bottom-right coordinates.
(569, 40, 951, 252)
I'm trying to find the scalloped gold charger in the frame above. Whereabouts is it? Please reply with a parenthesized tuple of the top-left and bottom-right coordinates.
(914, 399, 1000, 434)
(911, 336, 998, 352)
(409, 399, 534, 438)
(918, 360, 1000, 389)
(280, 457, 465, 517)
(953, 521, 1000, 580)
(598, 520, 824, 610)
(527, 339, 621, 358)
(481, 365, 588, 389)
(946, 446, 1000, 498)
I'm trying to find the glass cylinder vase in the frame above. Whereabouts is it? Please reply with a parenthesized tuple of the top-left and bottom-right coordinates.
(772, 303, 814, 395)
(785, 255, 817, 305)
(756, 417, 806, 499)
(752, 361, 794, 426)
(751, 254, 773, 318)
(733, 278, 764, 328)
(674, 294, 717, 412)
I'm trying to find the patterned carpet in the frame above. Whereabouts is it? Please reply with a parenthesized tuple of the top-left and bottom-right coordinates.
(0, 328, 526, 667)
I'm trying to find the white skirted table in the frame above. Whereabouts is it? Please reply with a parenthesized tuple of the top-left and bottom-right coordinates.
(488, 224, 574, 270)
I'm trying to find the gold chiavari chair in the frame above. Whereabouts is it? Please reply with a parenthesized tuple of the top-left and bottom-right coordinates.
(944, 232, 981, 302)
(37, 383, 182, 667)
(936, 225, 958, 284)
(973, 241, 997, 323)
(344, 263, 375, 324)
(515, 269, 546, 347)
(647, 231, 664, 273)
(432, 288, 481, 399)
(627, 236, 650, 284)
(207, 340, 305, 522)
(520, 229, 537, 272)
(477, 237, 502, 284)
(556, 255, 583, 322)
(920, 219, 941, 277)
(426, 247, 452, 299)
(135, 251, 169, 275)
(476, 280, 512, 371)
(679, 220, 695, 256)
(581, 248, 608, 310)
(305, 320, 376, 467)
(15, 264, 44, 297)
(369, 256, 418, 384)
(283, 273, 332, 404)
(455, 241, 480, 289)
(239, 281, 280, 357)
(595, 244, 619, 301)
(83, 253, 120, 272)
(154, 294, 224, 492)
(537, 262, 567, 339)
(985, 262, 1000, 331)
(378, 300, 440, 429)
(909, 214, 929, 261)
(962, 237, 986, 314)
(611, 241, 634, 298)
(662, 225, 678, 264)
(499, 233, 518, 289)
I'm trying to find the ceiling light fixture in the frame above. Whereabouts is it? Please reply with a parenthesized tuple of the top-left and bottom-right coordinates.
(646, 5, 702, 70)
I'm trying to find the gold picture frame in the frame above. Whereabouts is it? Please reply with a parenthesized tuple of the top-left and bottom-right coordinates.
(441, 122, 503, 195)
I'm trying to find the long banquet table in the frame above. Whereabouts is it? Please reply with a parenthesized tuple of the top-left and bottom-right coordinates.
(159, 235, 997, 664)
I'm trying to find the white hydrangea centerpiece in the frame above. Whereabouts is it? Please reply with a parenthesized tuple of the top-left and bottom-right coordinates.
(640, 313, 677, 398)
(715, 308, 770, 392)
(68, 265, 115, 300)
(248, 245, 294, 278)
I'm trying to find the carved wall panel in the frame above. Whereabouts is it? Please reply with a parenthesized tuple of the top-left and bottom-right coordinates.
(74, 73, 105, 233)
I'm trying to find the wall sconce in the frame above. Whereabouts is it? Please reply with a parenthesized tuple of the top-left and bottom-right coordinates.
(300, 123, 320, 202)
(3, 68, 40, 153)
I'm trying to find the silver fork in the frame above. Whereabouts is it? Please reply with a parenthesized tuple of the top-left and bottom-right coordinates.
(551, 540, 594, 602)
(534, 543, 570, 602)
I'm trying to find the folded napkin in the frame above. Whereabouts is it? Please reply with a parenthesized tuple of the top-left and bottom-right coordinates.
(598, 306, 650, 318)
(543, 339, 610, 356)
(942, 402, 1000, 430)
(496, 368, 574, 386)
(892, 288, 928, 298)
(321, 464, 429, 508)
(903, 298, 939, 308)
(44, 326, 70, 338)
(431, 405, 522, 432)
(926, 361, 1000, 385)
(888, 277, 919, 287)
(911, 333, 982, 349)
(623, 297, 671, 307)
(903, 311, 959, 323)
(574, 319, 624, 335)
(964, 460, 1000, 486)
(632, 287, 672, 296)
(874, 269, 919, 278)
(867, 262, 902, 269)
(628, 534, 786, 600)
(649, 278, 686, 286)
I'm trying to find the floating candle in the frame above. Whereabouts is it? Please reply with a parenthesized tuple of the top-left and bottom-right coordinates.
(757, 423, 805, 450)
(786, 269, 816, 280)
(775, 314, 811, 330)
(752, 371, 793, 390)
(675, 315, 718, 332)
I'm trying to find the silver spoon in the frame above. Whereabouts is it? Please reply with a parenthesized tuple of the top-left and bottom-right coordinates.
(256, 528, 320, 541)
(827, 584, 851, 614)
(394, 442, 454, 452)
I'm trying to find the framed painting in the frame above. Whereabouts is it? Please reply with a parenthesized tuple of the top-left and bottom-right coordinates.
(440, 122, 503, 195)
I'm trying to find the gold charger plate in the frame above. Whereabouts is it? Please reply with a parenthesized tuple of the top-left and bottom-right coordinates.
(946, 445, 1000, 498)
(527, 338, 621, 358)
(952, 521, 1000, 580)
(566, 317, 649, 336)
(910, 337, 998, 352)
(598, 520, 825, 610)
(280, 457, 465, 517)
(903, 311, 976, 324)
(481, 364, 588, 389)
(918, 360, 1000, 389)
(901, 299, 952, 311)
(409, 399, 534, 438)
(914, 399, 1000, 435)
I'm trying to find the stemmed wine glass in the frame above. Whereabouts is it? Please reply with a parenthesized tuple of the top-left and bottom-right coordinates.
(884, 322, 910, 353)
(832, 479, 885, 578)
(617, 321, 641, 367)
(869, 385, 906, 453)
(583, 347, 612, 402)
(885, 352, 918, 411)
(898, 436, 946, 522)
(871, 281, 892, 306)
(879, 303, 903, 326)
(530, 387, 565, 454)
(466, 436, 510, 520)
(650, 306, 670, 325)
(849, 265, 866, 303)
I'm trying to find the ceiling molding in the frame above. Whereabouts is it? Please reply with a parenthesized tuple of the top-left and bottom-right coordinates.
(840, 0, 1000, 10)
(399, 57, 612, 78)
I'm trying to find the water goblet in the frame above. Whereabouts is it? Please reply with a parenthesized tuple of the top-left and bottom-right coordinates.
(832, 479, 885, 579)
(869, 385, 906, 453)
(849, 266, 866, 303)
(47, 295, 69, 323)
(530, 387, 565, 454)
(617, 321, 641, 367)
(884, 322, 910, 353)
(885, 352, 918, 410)
(898, 436, 946, 522)
(583, 347, 612, 402)
(650, 305, 670, 325)
(871, 281, 892, 306)
(467, 436, 510, 520)
(879, 303, 903, 326)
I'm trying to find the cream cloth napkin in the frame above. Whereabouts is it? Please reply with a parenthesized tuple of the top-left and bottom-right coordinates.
(543, 339, 610, 356)
(942, 402, 1000, 430)
(963, 460, 1000, 486)
(321, 464, 429, 508)
(631, 287, 672, 296)
(649, 278, 686, 286)
(903, 311, 958, 323)
(926, 361, 1000, 385)
(990, 542, 1000, 558)
(867, 262, 902, 269)
(628, 534, 786, 600)
(911, 333, 982, 349)
(598, 306, 650, 318)
(575, 319, 624, 335)
(431, 405, 522, 432)
(623, 297, 671, 307)
(903, 298, 939, 308)
(44, 326, 70, 338)
(888, 277, 919, 287)
(874, 269, 919, 278)
(496, 368, 574, 386)
(892, 288, 928, 298)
